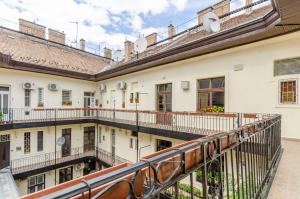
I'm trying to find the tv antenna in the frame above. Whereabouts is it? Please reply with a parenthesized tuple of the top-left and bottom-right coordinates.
(70, 21, 79, 47)
(134, 37, 147, 59)
(203, 12, 221, 33)
(56, 137, 65, 146)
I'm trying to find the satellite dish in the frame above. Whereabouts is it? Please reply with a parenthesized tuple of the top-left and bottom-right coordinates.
(134, 37, 147, 53)
(113, 50, 124, 62)
(203, 12, 220, 33)
(56, 137, 65, 146)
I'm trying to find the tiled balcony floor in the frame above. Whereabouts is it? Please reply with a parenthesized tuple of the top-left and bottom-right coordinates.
(268, 139, 300, 199)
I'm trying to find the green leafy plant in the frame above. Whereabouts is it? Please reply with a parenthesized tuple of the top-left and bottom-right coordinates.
(200, 106, 224, 113)
(0, 111, 3, 121)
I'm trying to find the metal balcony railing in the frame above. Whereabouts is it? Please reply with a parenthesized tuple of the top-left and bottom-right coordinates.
(10, 146, 129, 175)
(0, 108, 269, 135)
(22, 113, 281, 199)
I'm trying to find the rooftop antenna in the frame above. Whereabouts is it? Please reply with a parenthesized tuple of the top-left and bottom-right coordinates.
(203, 12, 221, 33)
(70, 21, 79, 48)
(134, 35, 147, 59)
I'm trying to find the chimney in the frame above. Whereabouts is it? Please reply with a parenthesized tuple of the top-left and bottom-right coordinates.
(245, 0, 253, 14)
(146, 33, 157, 47)
(103, 47, 112, 59)
(48, 28, 65, 45)
(197, 0, 231, 25)
(213, 0, 231, 20)
(19, 18, 46, 39)
(124, 40, 134, 60)
(168, 24, 175, 39)
(197, 7, 212, 25)
(80, 39, 85, 51)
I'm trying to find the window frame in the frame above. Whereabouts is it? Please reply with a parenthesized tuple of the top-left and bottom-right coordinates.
(24, 132, 31, 154)
(27, 174, 45, 194)
(278, 79, 298, 105)
(37, 131, 43, 152)
(38, 88, 44, 107)
(62, 90, 72, 105)
(25, 89, 31, 107)
(197, 77, 225, 111)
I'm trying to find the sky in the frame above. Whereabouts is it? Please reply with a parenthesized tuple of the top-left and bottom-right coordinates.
(0, 0, 229, 55)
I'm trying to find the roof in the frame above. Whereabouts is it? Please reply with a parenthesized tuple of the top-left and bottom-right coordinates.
(0, 0, 300, 81)
(0, 27, 111, 75)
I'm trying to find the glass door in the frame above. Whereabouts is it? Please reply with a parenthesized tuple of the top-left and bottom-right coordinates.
(84, 92, 95, 116)
(156, 84, 172, 125)
(61, 129, 71, 157)
(111, 129, 116, 165)
(84, 126, 95, 152)
(0, 86, 10, 122)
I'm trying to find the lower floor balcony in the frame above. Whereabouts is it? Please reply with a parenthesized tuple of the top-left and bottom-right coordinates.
(19, 113, 283, 199)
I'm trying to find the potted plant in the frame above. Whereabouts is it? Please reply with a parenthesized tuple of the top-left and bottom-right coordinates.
(0, 111, 4, 124)
(62, 101, 72, 106)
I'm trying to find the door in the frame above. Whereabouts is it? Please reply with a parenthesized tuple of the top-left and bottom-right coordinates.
(84, 126, 95, 152)
(0, 135, 10, 169)
(156, 84, 172, 125)
(0, 86, 10, 122)
(111, 129, 116, 165)
(62, 129, 71, 157)
(59, 166, 73, 183)
(84, 92, 95, 116)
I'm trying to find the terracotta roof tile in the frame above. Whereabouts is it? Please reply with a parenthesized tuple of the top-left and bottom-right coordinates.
(0, 27, 111, 74)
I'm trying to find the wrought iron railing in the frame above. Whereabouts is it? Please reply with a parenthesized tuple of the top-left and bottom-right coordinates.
(22, 114, 281, 199)
(0, 108, 268, 135)
(10, 146, 129, 175)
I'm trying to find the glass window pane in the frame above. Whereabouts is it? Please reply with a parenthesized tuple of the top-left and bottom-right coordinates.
(198, 92, 210, 109)
(212, 77, 225, 88)
(212, 92, 224, 107)
(199, 79, 210, 89)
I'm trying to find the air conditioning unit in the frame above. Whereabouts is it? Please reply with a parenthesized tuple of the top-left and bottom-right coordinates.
(99, 84, 106, 92)
(181, 81, 190, 90)
(48, 83, 58, 91)
(117, 81, 127, 90)
(22, 82, 36, 90)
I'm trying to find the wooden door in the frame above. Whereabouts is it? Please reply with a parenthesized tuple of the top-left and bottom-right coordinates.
(156, 84, 172, 125)
(0, 139, 10, 169)
(84, 126, 95, 152)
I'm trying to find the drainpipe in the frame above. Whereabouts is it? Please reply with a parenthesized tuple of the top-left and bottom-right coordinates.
(54, 109, 57, 185)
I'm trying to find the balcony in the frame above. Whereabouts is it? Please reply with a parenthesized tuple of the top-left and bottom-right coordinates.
(10, 146, 129, 178)
(0, 108, 266, 139)
(20, 113, 282, 199)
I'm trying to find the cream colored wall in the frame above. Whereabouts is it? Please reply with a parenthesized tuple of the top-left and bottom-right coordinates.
(0, 68, 98, 108)
(98, 31, 300, 139)
(15, 164, 85, 196)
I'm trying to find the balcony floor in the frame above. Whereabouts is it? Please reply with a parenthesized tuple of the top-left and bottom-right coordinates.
(268, 139, 300, 199)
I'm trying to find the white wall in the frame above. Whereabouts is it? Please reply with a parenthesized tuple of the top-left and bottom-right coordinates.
(98, 31, 300, 139)
(0, 68, 98, 108)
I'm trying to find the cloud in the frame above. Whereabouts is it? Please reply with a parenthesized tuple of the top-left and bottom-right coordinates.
(0, 0, 188, 53)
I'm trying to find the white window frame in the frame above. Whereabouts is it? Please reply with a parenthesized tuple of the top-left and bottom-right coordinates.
(25, 89, 31, 107)
(27, 174, 45, 194)
(278, 79, 298, 105)
(38, 88, 44, 106)
(62, 90, 72, 105)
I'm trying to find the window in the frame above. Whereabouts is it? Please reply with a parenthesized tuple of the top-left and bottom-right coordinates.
(279, 80, 297, 104)
(24, 132, 31, 153)
(274, 58, 300, 76)
(59, 166, 73, 183)
(37, 131, 43, 152)
(130, 138, 133, 149)
(197, 77, 225, 111)
(38, 88, 44, 107)
(135, 92, 140, 103)
(25, 89, 31, 107)
(62, 90, 72, 105)
(27, 174, 45, 194)
(102, 135, 105, 141)
(98, 127, 102, 143)
(156, 139, 172, 151)
(130, 93, 134, 103)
